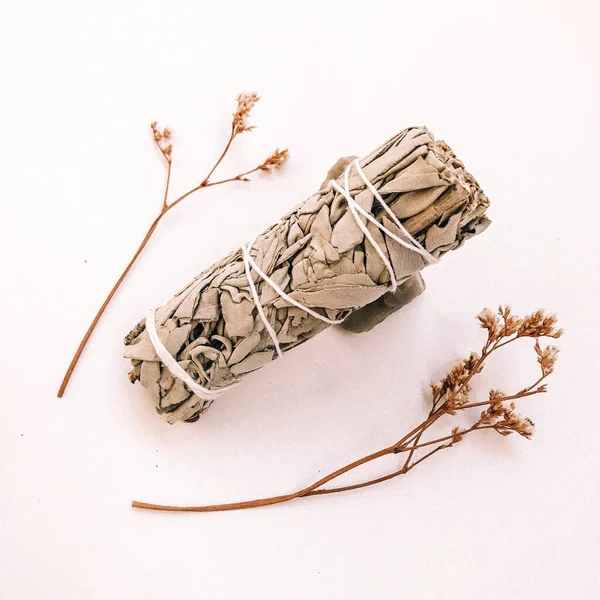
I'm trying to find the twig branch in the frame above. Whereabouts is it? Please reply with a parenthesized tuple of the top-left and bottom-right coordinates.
(57, 94, 288, 397)
(131, 306, 562, 512)
(200, 124, 236, 187)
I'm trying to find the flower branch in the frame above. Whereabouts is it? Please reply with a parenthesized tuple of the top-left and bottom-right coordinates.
(132, 305, 562, 512)
(57, 93, 288, 397)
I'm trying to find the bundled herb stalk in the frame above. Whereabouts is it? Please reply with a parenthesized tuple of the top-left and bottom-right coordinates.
(124, 126, 490, 423)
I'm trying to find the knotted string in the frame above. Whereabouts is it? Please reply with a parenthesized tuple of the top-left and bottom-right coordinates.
(147, 158, 436, 401)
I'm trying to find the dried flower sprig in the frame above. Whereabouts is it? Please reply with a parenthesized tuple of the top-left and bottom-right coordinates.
(232, 92, 259, 134)
(131, 305, 561, 513)
(58, 93, 288, 397)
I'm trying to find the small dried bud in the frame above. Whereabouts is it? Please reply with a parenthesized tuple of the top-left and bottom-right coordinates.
(498, 404, 535, 439)
(478, 392, 506, 425)
(451, 426, 464, 443)
(430, 382, 442, 400)
(518, 310, 562, 339)
(445, 387, 470, 411)
(233, 92, 260, 134)
(489, 389, 505, 403)
(534, 339, 560, 376)
(444, 358, 474, 391)
(151, 121, 162, 141)
(258, 148, 289, 171)
(477, 308, 501, 340)
(514, 416, 535, 439)
(464, 352, 482, 372)
(150, 121, 174, 162)
(479, 410, 495, 425)
(499, 306, 523, 336)
(498, 305, 511, 318)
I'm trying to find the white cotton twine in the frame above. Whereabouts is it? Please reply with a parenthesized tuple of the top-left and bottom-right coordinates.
(146, 159, 437, 402)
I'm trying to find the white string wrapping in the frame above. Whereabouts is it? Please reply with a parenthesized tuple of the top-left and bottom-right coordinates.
(349, 159, 437, 265)
(241, 236, 345, 359)
(246, 159, 437, 356)
(147, 159, 436, 400)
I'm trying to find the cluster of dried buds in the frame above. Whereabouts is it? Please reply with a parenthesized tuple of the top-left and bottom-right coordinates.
(426, 305, 562, 445)
(150, 122, 172, 163)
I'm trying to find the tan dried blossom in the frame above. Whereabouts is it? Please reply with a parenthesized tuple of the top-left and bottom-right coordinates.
(518, 309, 563, 339)
(534, 340, 560, 376)
(489, 389, 505, 403)
(478, 390, 507, 425)
(233, 92, 260, 134)
(477, 307, 499, 333)
(432, 352, 483, 413)
(435, 352, 482, 411)
(150, 121, 173, 163)
(498, 304, 523, 336)
(445, 386, 471, 412)
(430, 381, 443, 401)
(443, 360, 471, 390)
(479, 409, 498, 426)
(451, 426, 465, 443)
(258, 148, 289, 171)
(498, 403, 535, 439)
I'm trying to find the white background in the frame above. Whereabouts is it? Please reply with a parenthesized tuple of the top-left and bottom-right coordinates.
(2, 1, 599, 598)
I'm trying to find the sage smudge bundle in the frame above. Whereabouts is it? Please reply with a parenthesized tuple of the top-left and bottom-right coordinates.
(124, 126, 491, 423)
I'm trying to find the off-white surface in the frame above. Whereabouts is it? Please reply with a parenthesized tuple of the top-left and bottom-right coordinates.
(2, 1, 599, 598)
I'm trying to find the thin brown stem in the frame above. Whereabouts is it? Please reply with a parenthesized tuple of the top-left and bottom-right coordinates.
(310, 426, 499, 497)
(132, 492, 298, 512)
(459, 387, 545, 411)
(306, 467, 409, 496)
(132, 424, 497, 511)
(164, 148, 261, 213)
(201, 124, 236, 186)
(166, 171, 253, 212)
(132, 446, 396, 512)
(399, 398, 439, 469)
(404, 443, 451, 471)
(399, 425, 498, 452)
(202, 167, 262, 187)
(307, 444, 454, 497)
(162, 161, 172, 210)
(310, 423, 508, 498)
(400, 429, 425, 470)
(492, 335, 521, 351)
(57, 212, 164, 397)
(131, 416, 496, 512)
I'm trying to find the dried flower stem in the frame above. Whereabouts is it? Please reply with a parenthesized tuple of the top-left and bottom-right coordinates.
(57, 94, 288, 397)
(131, 306, 561, 512)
